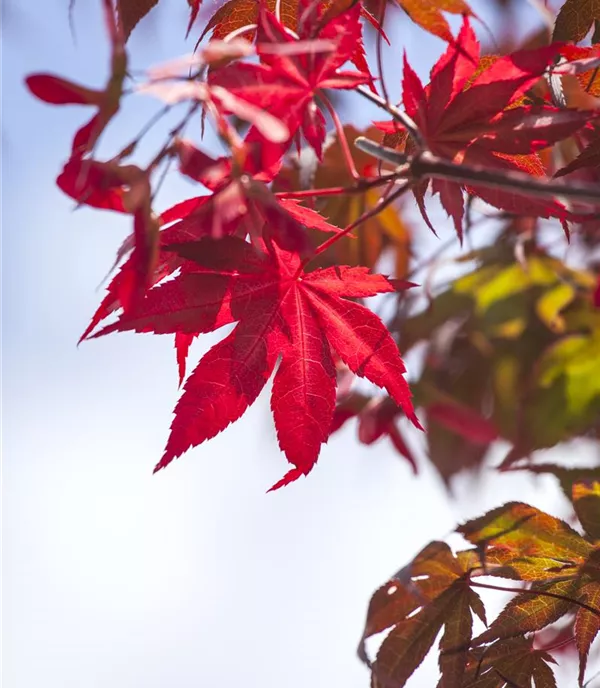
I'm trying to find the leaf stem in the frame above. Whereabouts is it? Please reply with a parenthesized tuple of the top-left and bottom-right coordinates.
(356, 137, 600, 209)
(322, 96, 360, 180)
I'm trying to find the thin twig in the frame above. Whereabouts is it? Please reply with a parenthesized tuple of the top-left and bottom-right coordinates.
(322, 96, 360, 179)
(355, 85, 424, 149)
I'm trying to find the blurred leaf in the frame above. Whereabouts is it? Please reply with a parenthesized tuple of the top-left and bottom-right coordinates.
(397, 0, 474, 42)
(398, 242, 600, 482)
(553, 0, 600, 42)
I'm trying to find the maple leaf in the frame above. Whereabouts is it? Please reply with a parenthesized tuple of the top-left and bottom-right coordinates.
(172, 139, 340, 253)
(200, 0, 296, 42)
(458, 502, 600, 685)
(26, 0, 126, 155)
(397, 0, 475, 43)
(78, 139, 342, 367)
(89, 236, 419, 489)
(457, 502, 593, 576)
(199, 0, 372, 76)
(210, 4, 371, 157)
(463, 636, 558, 688)
(553, 0, 600, 43)
(379, 17, 595, 238)
(361, 541, 485, 687)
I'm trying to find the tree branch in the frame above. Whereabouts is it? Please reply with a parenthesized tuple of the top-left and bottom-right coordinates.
(355, 137, 600, 208)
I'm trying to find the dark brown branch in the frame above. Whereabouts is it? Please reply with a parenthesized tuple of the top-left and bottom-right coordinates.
(355, 137, 600, 208)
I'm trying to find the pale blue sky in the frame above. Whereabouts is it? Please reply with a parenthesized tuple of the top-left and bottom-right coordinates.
(2, 1, 584, 686)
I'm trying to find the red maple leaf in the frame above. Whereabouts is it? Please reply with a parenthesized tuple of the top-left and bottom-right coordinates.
(210, 3, 371, 157)
(171, 138, 341, 252)
(77, 137, 341, 338)
(377, 17, 595, 239)
(89, 236, 420, 489)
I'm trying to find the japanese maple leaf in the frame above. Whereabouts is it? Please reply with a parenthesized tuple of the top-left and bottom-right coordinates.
(210, 3, 371, 157)
(199, 0, 374, 79)
(90, 236, 419, 490)
(78, 139, 340, 363)
(360, 541, 486, 687)
(172, 138, 341, 252)
(459, 501, 600, 686)
(186, 0, 202, 37)
(378, 17, 595, 238)
(463, 637, 558, 687)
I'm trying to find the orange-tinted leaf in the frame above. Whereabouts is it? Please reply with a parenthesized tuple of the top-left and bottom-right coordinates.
(117, 0, 159, 38)
(361, 542, 462, 645)
(575, 581, 600, 686)
(553, 0, 600, 43)
(457, 502, 593, 564)
(362, 542, 484, 686)
(201, 0, 297, 41)
(374, 584, 458, 687)
(474, 578, 580, 644)
(438, 585, 484, 687)
(397, 0, 474, 42)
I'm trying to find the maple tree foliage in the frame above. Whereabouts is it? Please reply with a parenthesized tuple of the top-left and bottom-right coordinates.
(25, 0, 600, 684)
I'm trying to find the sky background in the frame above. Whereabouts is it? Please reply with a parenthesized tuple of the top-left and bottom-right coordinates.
(2, 1, 589, 686)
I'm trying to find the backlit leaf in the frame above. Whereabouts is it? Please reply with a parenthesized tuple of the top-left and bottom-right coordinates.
(91, 236, 418, 489)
